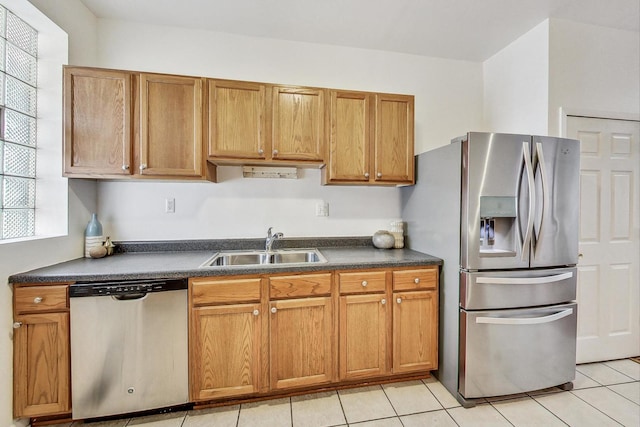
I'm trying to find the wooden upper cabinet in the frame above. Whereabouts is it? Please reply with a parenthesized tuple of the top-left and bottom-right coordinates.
(374, 94, 414, 184)
(324, 91, 414, 186)
(64, 67, 132, 176)
(271, 86, 325, 162)
(208, 79, 267, 160)
(138, 74, 204, 177)
(325, 90, 371, 183)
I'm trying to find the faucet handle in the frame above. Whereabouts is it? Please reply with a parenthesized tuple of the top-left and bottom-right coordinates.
(267, 227, 273, 238)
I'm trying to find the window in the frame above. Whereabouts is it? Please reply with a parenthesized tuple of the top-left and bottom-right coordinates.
(0, 4, 37, 240)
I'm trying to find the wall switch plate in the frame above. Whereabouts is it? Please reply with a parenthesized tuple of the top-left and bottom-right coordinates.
(315, 201, 329, 217)
(165, 198, 175, 213)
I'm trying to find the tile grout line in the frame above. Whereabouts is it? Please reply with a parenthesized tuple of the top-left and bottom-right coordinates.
(606, 381, 640, 406)
(567, 388, 627, 426)
(491, 394, 570, 427)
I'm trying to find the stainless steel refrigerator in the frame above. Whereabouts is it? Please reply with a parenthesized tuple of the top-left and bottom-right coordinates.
(401, 132, 580, 407)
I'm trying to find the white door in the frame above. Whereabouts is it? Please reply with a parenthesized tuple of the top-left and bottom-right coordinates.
(567, 116, 640, 363)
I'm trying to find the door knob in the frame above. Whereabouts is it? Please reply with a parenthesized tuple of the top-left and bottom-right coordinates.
(253, 309, 259, 316)
(271, 307, 277, 314)
(364, 172, 370, 178)
(396, 298, 402, 304)
(13, 322, 22, 329)
(381, 299, 386, 305)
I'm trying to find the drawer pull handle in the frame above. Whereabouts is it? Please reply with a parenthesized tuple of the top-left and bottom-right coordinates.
(377, 172, 382, 178)
(33, 297, 43, 304)
(396, 297, 402, 304)
(122, 164, 129, 171)
(361, 280, 368, 287)
(139, 164, 147, 171)
(271, 307, 277, 314)
(272, 149, 278, 156)
(381, 299, 386, 305)
(253, 309, 259, 316)
(13, 322, 22, 329)
(364, 172, 370, 178)
(414, 278, 420, 284)
(476, 308, 573, 325)
(258, 149, 264, 155)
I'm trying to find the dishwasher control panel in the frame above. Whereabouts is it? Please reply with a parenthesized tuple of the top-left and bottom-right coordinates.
(70, 278, 187, 297)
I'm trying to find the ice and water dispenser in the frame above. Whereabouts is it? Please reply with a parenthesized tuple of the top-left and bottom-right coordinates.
(479, 196, 517, 255)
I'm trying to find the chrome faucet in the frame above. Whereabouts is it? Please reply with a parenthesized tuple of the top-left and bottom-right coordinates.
(265, 227, 284, 252)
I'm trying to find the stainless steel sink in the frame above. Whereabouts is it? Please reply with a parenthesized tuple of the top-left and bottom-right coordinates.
(200, 249, 327, 267)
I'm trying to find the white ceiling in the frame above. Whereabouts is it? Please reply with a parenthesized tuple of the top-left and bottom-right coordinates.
(79, 0, 639, 61)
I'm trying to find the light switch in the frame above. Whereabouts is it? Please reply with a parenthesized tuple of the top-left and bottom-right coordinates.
(315, 201, 329, 217)
(165, 198, 175, 213)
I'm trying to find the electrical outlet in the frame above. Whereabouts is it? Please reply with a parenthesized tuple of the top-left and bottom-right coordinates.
(165, 198, 175, 213)
(315, 201, 329, 217)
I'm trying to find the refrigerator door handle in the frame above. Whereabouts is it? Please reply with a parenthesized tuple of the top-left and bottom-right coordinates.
(476, 308, 573, 325)
(533, 142, 549, 256)
(521, 142, 535, 261)
(475, 272, 573, 285)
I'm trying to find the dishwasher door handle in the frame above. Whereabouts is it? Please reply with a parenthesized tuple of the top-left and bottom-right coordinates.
(113, 293, 148, 301)
(476, 308, 574, 325)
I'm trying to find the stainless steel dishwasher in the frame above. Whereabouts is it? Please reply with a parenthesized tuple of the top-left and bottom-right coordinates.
(69, 278, 188, 420)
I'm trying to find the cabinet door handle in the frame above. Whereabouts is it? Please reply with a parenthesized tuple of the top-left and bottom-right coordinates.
(381, 299, 386, 305)
(396, 297, 402, 304)
(33, 297, 43, 304)
(253, 309, 259, 316)
(139, 164, 147, 171)
(364, 172, 370, 178)
(377, 172, 382, 178)
(13, 322, 22, 329)
(271, 307, 277, 314)
(272, 149, 278, 156)
(122, 164, 130, 171)
(258, 149, 264, 155)
(414, 278, 420, 284)
(361, 280, 368, 287)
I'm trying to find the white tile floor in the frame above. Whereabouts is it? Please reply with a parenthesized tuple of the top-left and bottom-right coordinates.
(61, 359, 639, 427)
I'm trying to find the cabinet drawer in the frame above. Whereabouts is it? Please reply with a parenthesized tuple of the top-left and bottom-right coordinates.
(269, 273, 332, 299)
(393, 268, 437, 291)
(191, 278, 261, 305)
(14, 285, 68, 314)
(338, 271, 386, 294)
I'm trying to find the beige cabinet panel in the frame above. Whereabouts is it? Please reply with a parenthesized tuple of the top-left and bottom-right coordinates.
(269, 297, 334, 389)
(339, 293, 388, 380)
(64, 67, 132, 176)
(139, 74, 203, 177)
(13, 311, 70, 418)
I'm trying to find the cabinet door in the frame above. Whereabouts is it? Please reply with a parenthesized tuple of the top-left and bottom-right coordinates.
(270, 297, 334, 389)
(339, 294, 388, 380)
(272, 86, 325, 162)
(373, 94, 414, 184)
(139, 74, 203, 177)
(190, 303, 261, 400)
(13, 312, 70, 418)
(64, 67, 132, 176)
(392, 291, 438, 373)
(208, 80, 267, 160)
(326, 91, 371, 183)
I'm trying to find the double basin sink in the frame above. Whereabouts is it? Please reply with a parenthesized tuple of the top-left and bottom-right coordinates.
(200, 248, 327, 267)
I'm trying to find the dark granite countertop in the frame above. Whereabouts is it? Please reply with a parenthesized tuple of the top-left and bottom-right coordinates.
(8, 237, 442, 284)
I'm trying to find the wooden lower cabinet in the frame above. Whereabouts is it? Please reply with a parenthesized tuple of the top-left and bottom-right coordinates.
(339, 293, 388, 380)
(190, 303, 262, 400)
(13, 311, 70, 418)
(392, 290, 438, 373)
(269, 297, 334, 389)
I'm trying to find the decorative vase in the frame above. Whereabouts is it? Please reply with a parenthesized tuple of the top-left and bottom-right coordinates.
(84, 213, 104, 258)
(372, 230, 395, 249)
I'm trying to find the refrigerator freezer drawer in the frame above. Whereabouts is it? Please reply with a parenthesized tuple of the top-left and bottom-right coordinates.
(459, 302, 577, 399)
(461, 267, 576, 310)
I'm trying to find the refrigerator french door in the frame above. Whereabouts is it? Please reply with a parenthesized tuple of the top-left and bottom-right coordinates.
(460, 132, 580, 271)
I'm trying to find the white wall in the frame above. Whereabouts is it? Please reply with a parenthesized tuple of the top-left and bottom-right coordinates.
(2, 1, 98, 425)
(549, 19, 640, 135)
(483, 20, 550, 134)
(93, 19, 484, 241)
